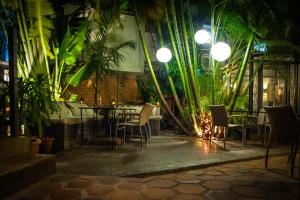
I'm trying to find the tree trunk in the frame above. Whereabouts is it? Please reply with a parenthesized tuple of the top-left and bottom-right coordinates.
(157, 22, 189, 126)
(228, 35, 254, 113)
(180, 1, 201, 115)
(133, 2, 190, 135)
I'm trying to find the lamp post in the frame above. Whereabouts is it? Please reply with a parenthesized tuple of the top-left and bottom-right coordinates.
(194, 29, 210, 44)
(210, 42, 231, 62)
(155, 29, 231, 63)
(156, 47, 172, 63)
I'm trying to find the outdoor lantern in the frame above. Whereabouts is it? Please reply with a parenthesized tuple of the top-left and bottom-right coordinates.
(211, 42, 231, 61)
(194, 29, 210, 44)
(111, 99, 116, 105)
(156, 47, 172, 63)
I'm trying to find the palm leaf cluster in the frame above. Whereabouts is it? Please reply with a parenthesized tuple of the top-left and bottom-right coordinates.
(0, 0, 136, 134)
(133, 0, 299, 134)
(70, 0, 135, 105)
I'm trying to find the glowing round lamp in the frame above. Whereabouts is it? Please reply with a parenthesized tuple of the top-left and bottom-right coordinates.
(211, 42, 231, 61)
(156, 47, 172, 63)
(194, 29, 210, 44)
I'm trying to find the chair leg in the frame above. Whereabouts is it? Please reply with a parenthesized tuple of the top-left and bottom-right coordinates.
(224, 127, 228, 149)
(290, 143, 298, 176)
(287, 143, 292, 164)
(144, 126, 148, 148)
(147, 123, 151, 140)
(115, 125, 118, 151)
(265, 131, 272, 169)
(258, 125, 263, 145)
(130, 127, 133, 140)
(109, 120, 112, 139)
(139, 126, 143, 150)
(123, 127, 126, 145)
(242, 127, 247, 148)
(263, 124, 267, 146)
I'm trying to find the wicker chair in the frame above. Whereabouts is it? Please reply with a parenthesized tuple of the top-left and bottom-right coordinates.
(115, 103, 155, 150)
(264, 106, 299, 176)
(257, 109, 271, 146)
(209, 105, 245, 148)
(242, 109, 270, 147)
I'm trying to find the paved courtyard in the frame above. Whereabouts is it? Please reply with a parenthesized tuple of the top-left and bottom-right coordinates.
(6, 155, 299, 200)
(55, 133, 290, 176)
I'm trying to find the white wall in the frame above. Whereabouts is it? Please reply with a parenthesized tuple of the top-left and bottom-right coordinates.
(111, 15, 145, 73)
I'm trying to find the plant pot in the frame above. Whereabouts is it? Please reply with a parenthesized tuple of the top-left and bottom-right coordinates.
(31, 138, 41, 154)
(40, 137, 55, 154)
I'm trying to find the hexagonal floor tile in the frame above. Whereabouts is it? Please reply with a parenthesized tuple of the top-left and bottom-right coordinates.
(145, 179, 178, 188)
(175, 184, 206, 195)
(202, 180, 231, 190)
(141, 188, 175, 199)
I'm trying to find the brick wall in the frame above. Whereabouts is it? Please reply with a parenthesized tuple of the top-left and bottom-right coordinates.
(68, 72, 143, 106)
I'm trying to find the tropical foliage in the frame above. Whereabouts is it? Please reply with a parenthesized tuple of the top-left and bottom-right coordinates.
(0, 0, 89, 100)
(1, 0, 299, 137)
(19, 73, 57, 137)
(69, 0, 136, 105)
(132, 0, 299, 135)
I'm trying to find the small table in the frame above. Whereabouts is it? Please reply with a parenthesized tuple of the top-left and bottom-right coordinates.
(79, 106, 136, 146)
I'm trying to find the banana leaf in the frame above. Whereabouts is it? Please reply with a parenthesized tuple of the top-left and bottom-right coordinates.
(67, 63, 94, 87)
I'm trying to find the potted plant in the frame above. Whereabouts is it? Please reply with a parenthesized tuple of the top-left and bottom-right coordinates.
(19, 73, 58, 154)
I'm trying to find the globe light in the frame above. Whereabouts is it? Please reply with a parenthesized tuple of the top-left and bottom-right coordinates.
(211, 42, 231, 61)
(194, 29, 210, 44)
(156, 47, 172, 63)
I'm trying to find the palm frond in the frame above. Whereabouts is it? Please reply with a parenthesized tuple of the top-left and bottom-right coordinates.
(27, 0, 55, 59)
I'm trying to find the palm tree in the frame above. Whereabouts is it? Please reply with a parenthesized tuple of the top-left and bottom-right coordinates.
(131, 0, 191, 135)
(215, 0, 300, 113)
(69, 0, 136, 106)
(0, 0, 90, 100)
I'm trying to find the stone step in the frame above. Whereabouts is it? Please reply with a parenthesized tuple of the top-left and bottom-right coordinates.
(0, 154, 56, 198)
(0, 136, 56, 198)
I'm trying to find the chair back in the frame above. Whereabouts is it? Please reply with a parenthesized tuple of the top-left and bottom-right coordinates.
(258, 108, 266, 125)
(209, 105, 228, 127)
(265, 106, 299, 144)
(139, 103, 155, 126)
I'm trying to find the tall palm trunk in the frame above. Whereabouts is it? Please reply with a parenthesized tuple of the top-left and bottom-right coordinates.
(228, 34, 254, 113)
(170, 0, 194, 118)
(132, 1, 190, 135)
(187, 0, 201, 105)
(165, 7, 188, 101)
(180, 1, 201, 115)
(209, 2, 216, 104)
(156, 22, 188, 125)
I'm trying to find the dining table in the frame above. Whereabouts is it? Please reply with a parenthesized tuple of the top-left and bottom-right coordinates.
(79, 105, 136, 146)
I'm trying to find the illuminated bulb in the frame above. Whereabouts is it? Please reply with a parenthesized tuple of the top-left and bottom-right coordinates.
(194, 29, 210, 44)
(156, 47, 172, 63)
(211, 42, 231, 61)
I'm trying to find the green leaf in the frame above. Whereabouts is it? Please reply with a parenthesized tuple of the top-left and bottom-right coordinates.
(67, 63, 94, 87)
(68, 22, 89, 61)
(58, 27, 71, 59)
(62, 21, 89, 66)
(27, 0, 55, 59)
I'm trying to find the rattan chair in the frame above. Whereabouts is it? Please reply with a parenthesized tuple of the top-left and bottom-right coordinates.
(264, 106, 299, 176)
(242, 109, 270, 147)
(209, 105, 245, 148)
(257, 109, 271, 146)
(115, 103, 155, 150)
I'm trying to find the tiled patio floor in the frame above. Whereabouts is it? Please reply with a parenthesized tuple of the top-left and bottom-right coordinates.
(55, 132, 291, 176)
(6, 155, 299, 200)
